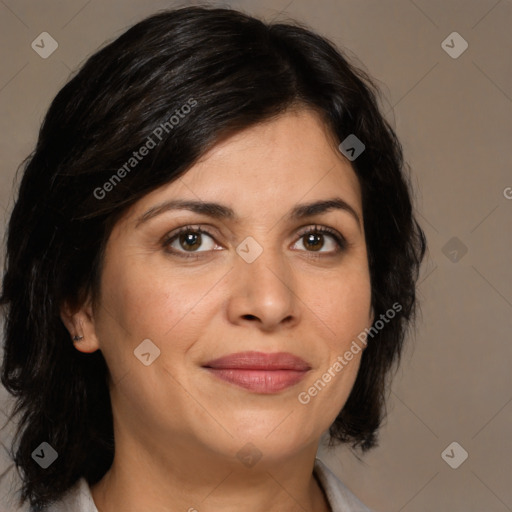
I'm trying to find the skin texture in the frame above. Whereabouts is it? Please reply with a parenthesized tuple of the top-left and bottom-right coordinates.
(61, 108, 374, 512)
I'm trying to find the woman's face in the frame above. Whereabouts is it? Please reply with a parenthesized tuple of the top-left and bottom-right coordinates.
(76, 108, 373, 464)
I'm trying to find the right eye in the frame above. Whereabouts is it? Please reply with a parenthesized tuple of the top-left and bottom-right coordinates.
(162, 226, 222, 259)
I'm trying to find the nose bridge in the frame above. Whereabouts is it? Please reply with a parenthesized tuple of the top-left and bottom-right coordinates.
(229, 235, 298, 327)
(238, 237, 292, 295)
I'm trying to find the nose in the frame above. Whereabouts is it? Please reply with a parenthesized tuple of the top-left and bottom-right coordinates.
(226, 245, 300, 332)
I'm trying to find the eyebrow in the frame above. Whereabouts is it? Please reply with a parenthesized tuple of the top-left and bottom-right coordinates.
(135, 197, 361, 229)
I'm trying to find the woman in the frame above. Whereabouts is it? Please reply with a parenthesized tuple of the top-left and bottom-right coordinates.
(0, 6, 426, 512)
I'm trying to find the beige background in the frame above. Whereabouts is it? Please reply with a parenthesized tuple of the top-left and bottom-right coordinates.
(0, 1, 511, 511)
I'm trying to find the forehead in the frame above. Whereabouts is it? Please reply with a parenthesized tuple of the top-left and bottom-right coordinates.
(188, 108, 359, 188)
(126, 108, 362, 224)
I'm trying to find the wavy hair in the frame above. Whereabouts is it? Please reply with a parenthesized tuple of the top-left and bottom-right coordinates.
(0, 6, 426, 509)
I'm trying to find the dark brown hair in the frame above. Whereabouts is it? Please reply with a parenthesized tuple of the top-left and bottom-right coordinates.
(1, 6, 426, 509)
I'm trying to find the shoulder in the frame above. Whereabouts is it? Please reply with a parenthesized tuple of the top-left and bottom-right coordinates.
(41, 478, 98, 512)
(0, 442, 29, 512)
(314, 457, 377, 512)
(0, 458, 97, 512)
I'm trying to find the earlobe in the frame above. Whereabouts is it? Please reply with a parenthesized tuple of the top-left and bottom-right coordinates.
(60, 299, 101, 354)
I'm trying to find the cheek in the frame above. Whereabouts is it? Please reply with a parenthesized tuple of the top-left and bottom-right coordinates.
(96, 254, 217, 350)
(298, 271, 371, 426)
(310, 265, 371, 408)
(307, 265, 372, 346)
(335, 283, 372, 340)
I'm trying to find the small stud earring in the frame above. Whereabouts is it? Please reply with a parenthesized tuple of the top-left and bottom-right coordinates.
(73, 335, 84, 342)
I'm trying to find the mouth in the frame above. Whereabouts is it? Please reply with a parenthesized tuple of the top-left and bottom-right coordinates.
(202, 351, 311, 394)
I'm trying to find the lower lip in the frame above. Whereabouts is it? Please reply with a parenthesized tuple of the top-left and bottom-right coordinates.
(204, 368, 309, 393)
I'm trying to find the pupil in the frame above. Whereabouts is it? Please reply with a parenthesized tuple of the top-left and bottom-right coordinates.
(181, 232, 200, 251)
(306, 233, 322, 251)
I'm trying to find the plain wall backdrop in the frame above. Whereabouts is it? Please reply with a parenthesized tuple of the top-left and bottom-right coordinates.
(0, 1, 511, 511)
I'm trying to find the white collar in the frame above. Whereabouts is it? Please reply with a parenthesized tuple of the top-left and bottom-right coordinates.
(313, 457, 374, 512)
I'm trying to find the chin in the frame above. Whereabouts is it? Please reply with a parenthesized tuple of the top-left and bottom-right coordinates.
(225, 417, 318, 459)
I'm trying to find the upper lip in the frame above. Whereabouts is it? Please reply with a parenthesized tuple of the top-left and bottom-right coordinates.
(202, 351, 311, 371)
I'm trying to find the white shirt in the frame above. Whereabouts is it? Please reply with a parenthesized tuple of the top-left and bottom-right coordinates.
(0, 457, 374, 511)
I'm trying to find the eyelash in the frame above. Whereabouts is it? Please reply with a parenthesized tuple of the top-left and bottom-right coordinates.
(162, 224, 348, 260)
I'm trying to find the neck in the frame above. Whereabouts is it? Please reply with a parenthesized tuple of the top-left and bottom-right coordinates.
(90, 429, 331, 512)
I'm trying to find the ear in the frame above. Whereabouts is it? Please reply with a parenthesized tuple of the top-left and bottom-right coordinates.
(60, 296, 101, 354)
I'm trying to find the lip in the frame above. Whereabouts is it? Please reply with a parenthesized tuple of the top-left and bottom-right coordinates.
(203, 351, 311, 371)
(202, 351, 311, 394)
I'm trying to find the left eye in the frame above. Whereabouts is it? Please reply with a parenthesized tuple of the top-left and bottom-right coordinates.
(292, 227, 346, 253)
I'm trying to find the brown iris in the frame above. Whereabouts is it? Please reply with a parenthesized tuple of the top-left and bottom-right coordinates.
(303, 233, 324, 251)
(179, 232, 202, 251)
